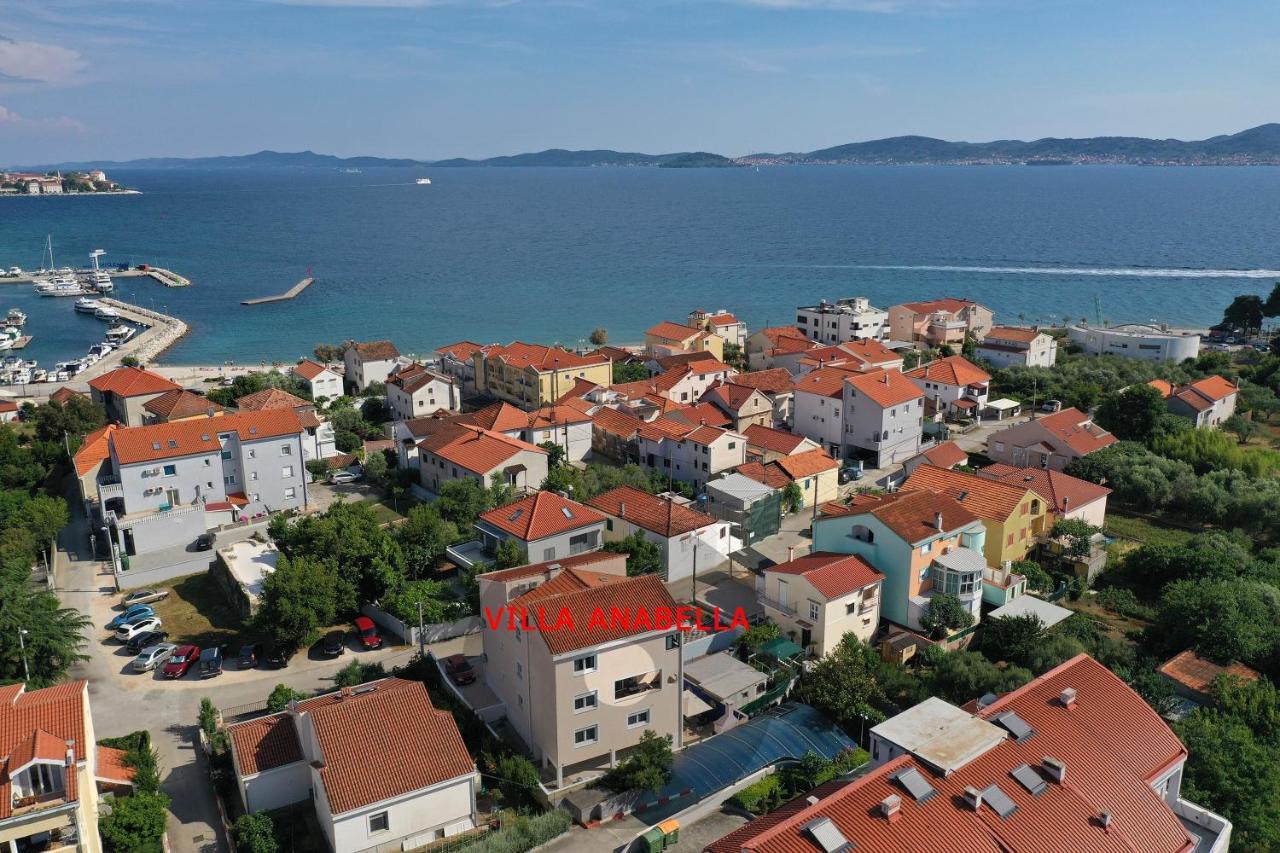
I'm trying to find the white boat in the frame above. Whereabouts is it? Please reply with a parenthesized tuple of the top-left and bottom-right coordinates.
(89, 249, 113, 293)
(5, 309, 26, 327)
(90, 343, 113, 358)
(416, 178, 432, 185)
(23, 360, 36, 369)
(10, 369, 30, 385)
(54, 371, 68, 382)
(6, 268, 21, 277)
(106, 324, 135, 342)
(34, 275, 82, 296)
(31, 369, 46, 383)
(74, 297, 100, 313)
(95, 305, 120, 321)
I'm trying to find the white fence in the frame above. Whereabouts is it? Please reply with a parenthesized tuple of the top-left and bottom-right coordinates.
(361, 602, 481, 647)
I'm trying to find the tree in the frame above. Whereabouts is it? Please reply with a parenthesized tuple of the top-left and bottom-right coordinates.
(902, 350, 921, 369)
(961, 333, 977, 358)
(306, 458, 330, 481)
(796, 634, 885, 732)
(0, 586, 91, 687)
(436, 478, 494, 530)
(980, 614, 1046, 668)
(254, 555, 338, 648)
(1095, 383, 1167, 443)
(397, 505, 459, 578)
(198, 698, 219, 737)
(233, 813, 279, 853)
(919, 594, 974, 638)
(602, 531, 664, 576)
(382, 578, 465, 623)
(1049, 518, 1098, 559)
(925, 648, 1032, 705)
(490, 753, 542, 809)
(493, 538, 525, 569)
(1263, 282, 1280, 318)
(589, 328, 608, 346)
(1225, 414, 1260, 445)
(781, 481, 803, 514)
(99, 791, 170, 853)
(314, 342, 348, 363)
(266, 684, 306, 713)
(1152, 577, 1280, 667)
(600, 730, 674, 793)
(120, 355, 140, 368)
(613, 361, 650, 384)
(736, 620, 780, 654)
(1222, 294, 1264, 334)
(30, 396, 106, 449)
(1238, 382, 1280, 422)
(362, 448, 389, 489)
(539, 441, 567, 469)
(335, 659, 385, 688)
(1012, 559, 1054, 593)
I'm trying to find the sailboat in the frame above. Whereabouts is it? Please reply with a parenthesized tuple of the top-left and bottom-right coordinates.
(32, 235, 83, 296)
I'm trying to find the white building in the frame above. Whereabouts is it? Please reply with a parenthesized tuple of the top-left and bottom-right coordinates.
(688, 309, 747, 348)
(291, 359, 343, 401)
(228, 678, 478, 853)
(759, 551, 883, 657)
(795, 297, 888, 344)
(1067, 323, 1200, 362)
(385, 364, 461, 421)
(1150, 376, 1239, 428)
(417, 423, 548, 495)
(343, 340, 401, 391)
(434, 341, 489, 395)
(905, 355, 991, 419)
(475, 490, 605, 564)
(463, 401, 594, 464)
(976, 327, 1058, 368)
(791, 366, 925, 466)
(637, 419, 747, 491)
(586, 485, 732, 583)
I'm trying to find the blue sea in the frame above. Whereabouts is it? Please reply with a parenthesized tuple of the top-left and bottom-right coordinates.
(1, 165, 1278, 366)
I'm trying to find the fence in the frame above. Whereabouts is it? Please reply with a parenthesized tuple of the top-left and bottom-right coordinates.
(361, 602, 481, 647)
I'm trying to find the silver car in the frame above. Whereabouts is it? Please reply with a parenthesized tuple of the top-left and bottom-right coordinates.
(133, 643, 178, 672)
(121, 589, 169, 608)
(116, 616, 163, 643)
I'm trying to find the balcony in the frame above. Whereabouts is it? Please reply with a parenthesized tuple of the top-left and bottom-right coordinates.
(97, 478, 123, 500)
(11, 790, 70, 816)
(1174, 798, 1232, 852)
(759, 594, 796, 617)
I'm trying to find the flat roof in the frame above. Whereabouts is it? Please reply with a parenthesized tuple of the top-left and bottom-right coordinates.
(219, 540, 279, 602)
(988, 595, 1074, 629)
(707, 472, 778, 501)
(986, 398, 1022, 411)
(870, 696, 1007, 775)
(684, 653, 769, 702)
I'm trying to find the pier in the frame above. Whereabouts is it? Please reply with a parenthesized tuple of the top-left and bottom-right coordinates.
(0, 267, 190, 288)
(241, 277, 315, 305)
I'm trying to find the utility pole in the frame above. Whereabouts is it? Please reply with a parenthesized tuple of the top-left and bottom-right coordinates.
(417, 600, 426, 658)
(17, 628, 29, 684)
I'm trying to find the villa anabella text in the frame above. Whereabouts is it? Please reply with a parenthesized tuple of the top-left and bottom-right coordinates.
(483, 605, 751, 633)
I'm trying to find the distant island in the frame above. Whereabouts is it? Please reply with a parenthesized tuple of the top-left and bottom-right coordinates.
(13, 124, 1280, 171)
(0, 168, 136, 195)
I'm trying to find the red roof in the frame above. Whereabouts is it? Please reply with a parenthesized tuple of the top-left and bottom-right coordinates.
(95, 746, 135, 785)
(142, 390, 224, 420)
(732, 369, 796, 394)
(1158, 649, 1260, 696)
(419, 423, 544, 475)
(486, 341, 608, 372)
(774, 448, 839, 480)
(434, 340, 486, 361)
(918, 440, 968, 469)
(229, 679, 474, 815)
(668, 402, 733, 429)
(1186, 375, 1237, 401)
(978, 464, 1111, 514)
(479, 551, 623, 583)
(743, 424, 812, 455)
(590, 406, 645, 438)
(1032, 408, 1117, 456)
(88, 366, 180, 397)
(646, 320, 705, 342)
(0, 682, 88, 819)
(765, 551, 883, 599)
(821, 490, 979, 544)
(755, 326, 808, 346)
(736, 460, 792, 490)
(50, 387, 86, 404)
(708, 655, 1193, 853)
(292, 359, 333, 381)
(463, 401, 535, 433)
(847, 368, 925, 408)
(586, 485, 718, 537)
(902, 464, 1033, 521)
(479, 491, 605, 542)
(349, 340, 400, 361)
(906, 354, 992, 387)
(514, 569, 677, 654)
(898, 297, 983, 315)
(702, 383, 764, 415)
(110, 409, 304, 465)
(793, 365, 862, 399)
(73, 423, 118, 476)
(984, 326, 1043, 343)
(235, 388, 310, 411)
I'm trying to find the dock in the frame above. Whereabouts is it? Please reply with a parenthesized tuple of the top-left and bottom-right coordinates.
(9, 336, 31, 350)
(242, 277, 315, 306)
(0, 267, 190, 287)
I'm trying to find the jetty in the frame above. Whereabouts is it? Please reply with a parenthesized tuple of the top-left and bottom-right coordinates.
(242, 277, 315, 306)
(0, 267, 190, 288)
(9, 337, 31, 350)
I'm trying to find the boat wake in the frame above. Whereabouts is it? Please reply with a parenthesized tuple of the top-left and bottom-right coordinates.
(797, 264, 1280, 279)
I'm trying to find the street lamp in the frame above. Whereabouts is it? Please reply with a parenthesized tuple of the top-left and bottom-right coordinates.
(17, 628, 29, 684)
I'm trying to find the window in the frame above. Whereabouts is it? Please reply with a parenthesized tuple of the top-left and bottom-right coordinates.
(919, 542, 929, 555)
(368, 812, 390, 834)
(224, 475, 236, 485)
(162, 464, 177, 476)
(543, 547, 556, 561)
(615, 671, 661, 699)
(220, 448, 233, 461)
(573, 655, 597, 674)
(203, 459, 211, 467)
(280, 445, 292, 456)
(728, 441, 736, 449)
(247, 449, 256, 459)
(574, 725, 599, 747)
(627, 709, 651, 728)
(284, 487, 296, 500)
(606, 518, 614, 531)
(666, 634, 680, 651)
(573, 691, 597, 712)
(809, 601, 821, 620)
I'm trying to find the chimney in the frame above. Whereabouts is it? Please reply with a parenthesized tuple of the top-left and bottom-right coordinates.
(546, 562, 563, 579)
(1059, 687, 1077, 709)
(963, 787, 983, 811)
(806, 795, 820, 806)
(933, 511, 943, 531)
(788, 546, 795, 561)
(1100, 811, 1113, 832)
(879, 794, 902, 822)
(1061, 496, 1071, 513)
(65, 739, 75, 768)
(1042, 756, 1066, 784)
(619, 502, 626, 518)
(287, 698, 300, 714)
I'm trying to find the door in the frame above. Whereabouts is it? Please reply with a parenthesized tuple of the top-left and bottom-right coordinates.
(165, 488, 180, 507)
(801, 627, 812, 648)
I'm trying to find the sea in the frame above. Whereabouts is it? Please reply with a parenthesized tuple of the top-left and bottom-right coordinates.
(1, 165, 1278, 367)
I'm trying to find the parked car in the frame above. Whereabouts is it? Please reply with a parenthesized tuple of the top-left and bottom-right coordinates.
(1041, 399, 1063, 414)
(162, 645, 201, 679)
(264, 643, 294, 669)
(321, 630, 346, 657)
(443, 654, 476, 686)
(132, 643, 178, 672)
(353, 616, 383, 650)
(116, 617, 163, 643)
(199, 647, 223, 678)
(107, 604, 155, 630)
(194, 532, 216, 551)
(329, 470, 360, 485)
(121, 589, 168, 608)
(126, 630, 169, 653)
(238, 643, 264, 669)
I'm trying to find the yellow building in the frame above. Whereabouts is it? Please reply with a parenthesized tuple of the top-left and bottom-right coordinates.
(902, 463, 1049, 567)
(644, 321, 725, 361)
(736, 448, 840, 512)
(473, 342, 612, 409)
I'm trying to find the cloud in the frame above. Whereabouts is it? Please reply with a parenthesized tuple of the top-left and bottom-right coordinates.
(0, 104, 85, 131)
(0, 35, 85, 84)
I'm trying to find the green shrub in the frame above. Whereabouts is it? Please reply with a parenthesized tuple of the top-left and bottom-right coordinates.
(233, 813, 278, 853)
(100, 791, 170, 853)
(1096, 587, 1156, 621)
(730, 774, 782, 814)
(266, 684, 306, 713)
(457, 810, 571, 853)
(198, 698, 218, 737)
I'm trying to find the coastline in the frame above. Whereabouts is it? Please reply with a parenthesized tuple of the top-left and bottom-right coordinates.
(0, 190, 142, 198)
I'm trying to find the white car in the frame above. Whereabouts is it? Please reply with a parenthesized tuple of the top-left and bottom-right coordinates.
(329, 470, 361, 485)
(133, 643, 178, 672)
(116, 616, 162, 643)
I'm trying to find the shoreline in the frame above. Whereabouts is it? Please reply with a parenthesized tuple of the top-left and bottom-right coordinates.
(0, 190, 141, 198)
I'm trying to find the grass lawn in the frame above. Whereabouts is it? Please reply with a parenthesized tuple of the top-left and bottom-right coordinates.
(150, 572, 254, 649)
(369, 500, 405, 525)
(1104, 513, 1198, 550)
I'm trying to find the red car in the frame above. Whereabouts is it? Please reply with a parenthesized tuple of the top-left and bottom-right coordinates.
(353, 616, 383, 650)
(162, 645, 201, 679)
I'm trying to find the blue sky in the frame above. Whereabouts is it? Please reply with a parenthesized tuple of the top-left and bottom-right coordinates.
(1, 0, 1277, 163)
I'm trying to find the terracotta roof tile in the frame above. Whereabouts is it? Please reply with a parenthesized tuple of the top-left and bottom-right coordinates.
(479, 491, 605, 542)
(898, 297, 984, 315)
(906, 355, 992, 387)
(735, 460, 792, 490)
(847, 368, 925, 408)
(0, 681, 88, 819)
(235, 388, 311, 411)
(978, 464, 1111, 514)
(774, 448, 839, 480)
(1032, 408, 1118, 456)
(73, 423, 118, 476)
(292, 359, 333, 381)
(590, 406, 645, 438)
(350, 340, 400, 361)
(95, 746, 135, 784)
(486, 341, 608, 372)
(420, 423, 544, 474)
(479, 551, 623, 583)
(743, 424, 812, 455)
(646, 321, 705, 343)
(1158, 649, 1260, 696)
(513, 571, 677, 655)
(1187, 375, 1238, 401)
(667, 402, 733, 429)
(111, 409, 303, 465)
(983, 326, 1043, 343)
(902, 464, 1033, 520)
(756, 326, 809, 345)
(587, 486, 717, 537)
(462, 402, 535, 433)
(142, 390, 224, 420)
(732, 369, 795, 394)
(701, 383, 764, 415)
(88, 366, 180, 397)
(918, 440, 968, 469)
(1148, 379, 1174, 398)
(434, 340, 486, 361)
(228, 714, 303, 776)
(821, 489, 979, 544)
(793, 365, 861, 399)
(765, 551, 883, 599)
(50, 387, 87, 404)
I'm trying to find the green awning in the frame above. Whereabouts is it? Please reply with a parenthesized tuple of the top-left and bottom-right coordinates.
(759, 637, 805, 661)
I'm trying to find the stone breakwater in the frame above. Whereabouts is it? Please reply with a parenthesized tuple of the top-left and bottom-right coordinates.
(98, 297, 188, 363)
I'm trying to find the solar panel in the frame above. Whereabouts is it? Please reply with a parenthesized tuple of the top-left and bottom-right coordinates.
(892, 767, 937, 803)
(994, 711, 1035, 742)
(803, 818, 854, 853)
(982, 784, 1018, 819)
(1011, 764, 1047, 796)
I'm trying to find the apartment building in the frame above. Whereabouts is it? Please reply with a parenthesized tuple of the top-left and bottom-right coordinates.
(637, 419, 747, 491)
(792, 367, 924, 466)
(434, 341, 490, 395)
(987, 408, 1117, 471)
(343, 340, 401, 392)
(794, 339, 904, 376)
(228, 678, 478, 853)
(476, 491, 605, 563)
(1149, 375, 1239, 428)
(236, 388, 337, 462)
(385, 363, 461, 421)
(586, 485, 731, 583)
(644, 321, 725, 361)
(478, 556, 682, 788)
(976, 327, 1058, 368)
(905, 355, 991, 419)
(462, 401, 594, 463)
(795, 297, 888, 344)
(887, 298, 994, 348)
(474, 342, 612, 408)
(291, 359, 343, 401)
(687, 309, 747, 348)
(88, 366, 181, 426)
(711, 654, 1231, 853)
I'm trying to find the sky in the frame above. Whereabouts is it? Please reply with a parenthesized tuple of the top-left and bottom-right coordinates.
(1, 0, 1278, 164)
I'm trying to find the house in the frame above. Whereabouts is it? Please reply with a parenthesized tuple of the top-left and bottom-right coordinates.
(988, 407, 1117, 471)
(688, 309, 747, 348)
(88, 366, 181, 426)
(620, 360, 734, 405)
(1158, 649, 1261, 707)
(434, 341, 490, 395)
(901, 440, 968, 476)
(72, 424, 118, 508)
(813, 490, 987, 634)
(228, 678, 478, 853)
(589, 406, 645, 464)
(291, 359, 343, 401)
(1149, 375, 1239, 428)
(644, 321, 725, 361)
(478, 560, 681, 789)
(385, 363, 461, 421)
(236, 388, 336, 462)
(140, 390, 225, 424)
(418, 423, 548, 495)
(742, 424, 821, 462)
(730, 369, 796, 426)
(586, 485, 731, 583)
(906, 355, 991, 420)
(795, 339, 904, 376)
(388, 413, 459, 469)
(976, 327, 1058, 368)
(887, 298, 994, 347)
(792, 367, 925, 466)
(737, 449, 839, 511)
(1067, 322, 1201, 362)
(342, 340, 401, 392)
(476, 491, 605, 563)
(700, 382, 773, 431)
(901, 464, 1050, 567)
(475, 342, 612, 408)
(462, 402, 594, 463)
(703, 473, 782, 546)
(637, 419, 746, 491)
(760, 552, 883, 657)
(711, 655, 1231, 853)
(92, 409, 309, 559)
(0, 680, 122, 853)
(682, 653, 770, 715)
(977, 464, 1111, 528)
(0, 400, 18, 423)
(795, 297, 888, 344)
(50, 387, 87, 405)
(745, 326, 813, 371)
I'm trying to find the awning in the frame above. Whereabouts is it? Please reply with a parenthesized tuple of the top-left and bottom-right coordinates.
(683, 689, 713, 717)
(987, 398, 1022, 412)
(226, 492, 250, 507)
(758, 637, 805, 661)
(952, 398, 977, 409)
